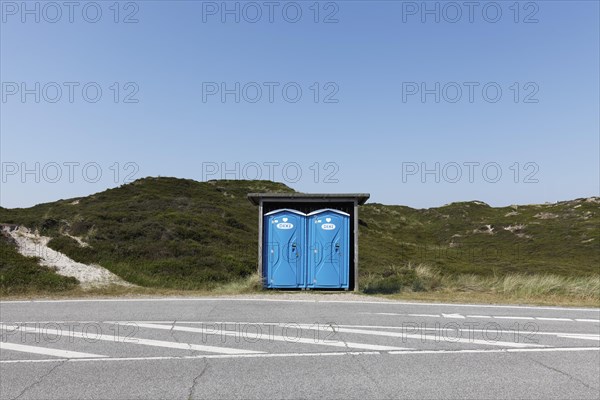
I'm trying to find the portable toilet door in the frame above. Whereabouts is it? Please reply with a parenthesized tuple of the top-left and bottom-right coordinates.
(306, 209, 350, 289)
(263, 209, 307, 288)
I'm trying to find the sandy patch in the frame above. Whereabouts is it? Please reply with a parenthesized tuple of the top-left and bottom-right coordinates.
(3, 226, 132, 289)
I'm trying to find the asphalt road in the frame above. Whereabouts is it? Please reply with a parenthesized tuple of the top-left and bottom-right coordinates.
(1, 295, 599, 399)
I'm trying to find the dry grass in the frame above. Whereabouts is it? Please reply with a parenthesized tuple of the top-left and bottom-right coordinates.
(211, 273, 263, 294)
(0, 274, 265, 300)
(2, 267, 598, 307)
(441, 270, 599, 299)
(379, 264, 600, 306)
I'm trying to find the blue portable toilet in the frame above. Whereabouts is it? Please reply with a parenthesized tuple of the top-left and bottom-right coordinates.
(263, 209, 307, 288)
(306, 209, 350, 289)
(249, 193, 370, 291)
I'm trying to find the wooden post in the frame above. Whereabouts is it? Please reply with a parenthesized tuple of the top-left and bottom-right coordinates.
(353, 199, 359, 291)
(257, 200, 263, 287)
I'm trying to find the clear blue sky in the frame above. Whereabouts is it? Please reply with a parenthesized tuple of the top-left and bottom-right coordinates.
(1, 1, 598, 208)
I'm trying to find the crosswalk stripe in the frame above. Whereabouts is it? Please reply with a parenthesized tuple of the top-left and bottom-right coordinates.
(285, 324, 547, 348)
(132, 323, 412, 352)
(0, 324, 263, 355)
(0, 342, 106, 359)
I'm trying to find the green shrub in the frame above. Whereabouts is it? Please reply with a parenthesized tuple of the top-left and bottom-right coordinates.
(362, 276, 404, 294)
(0, 237, 78, 295)
(362, 264, 425, 294)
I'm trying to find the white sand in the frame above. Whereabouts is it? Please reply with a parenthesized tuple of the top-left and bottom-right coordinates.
(4, 226, 132, 289)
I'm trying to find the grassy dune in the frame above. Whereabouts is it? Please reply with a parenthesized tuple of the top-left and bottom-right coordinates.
(0, 177, 598, 305)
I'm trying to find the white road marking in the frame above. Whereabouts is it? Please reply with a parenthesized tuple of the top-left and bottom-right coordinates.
(555, 334, 600, 342)
(132, 322, 411, 352)
(372, 313, 444, 318)
(284, 324, 547, 348)
(1, 297, 597, 312)
(536, 318, 573, 322)
(333, 323, 599, 335)
(100, 322, 600, 341)
(365, 313, 596, 323)
(1, 347, 598, 364)
(388, 347, 600, 355)
(334, 324, 600, 341)
(4, 321, 597, 344)
(0, 324, 263, 355)
(370, 312, 403, 316)
(407, 314, 441, 318)
(0, 351, 381, 364)
(442, 313, 465, 319)
(10, 317, 596, 324)
(0, 342, 106, 359)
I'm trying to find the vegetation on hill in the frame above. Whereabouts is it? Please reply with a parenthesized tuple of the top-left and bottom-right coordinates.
(0, 234, 78, 295)
(359, 199, 599, 277)
(0, 177, 598, 303)
(0, 178, 291, 290)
